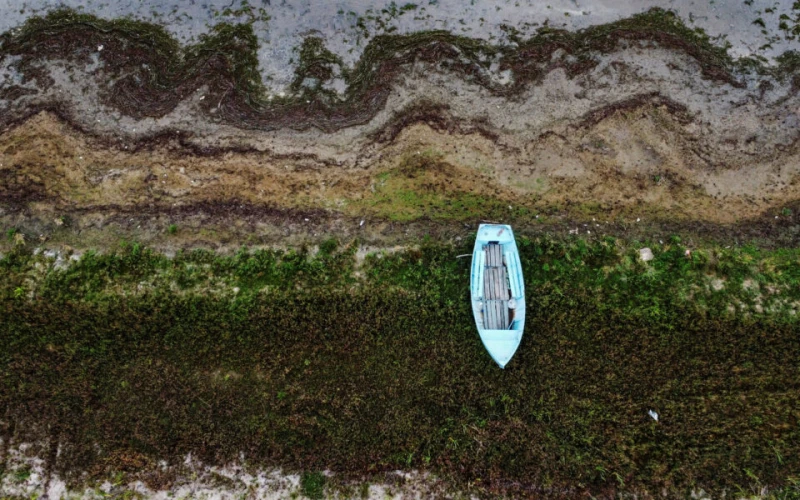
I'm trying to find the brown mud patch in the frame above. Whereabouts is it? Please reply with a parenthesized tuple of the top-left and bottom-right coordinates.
(1, 111, 799, 251)
(2, 9, 798, 239)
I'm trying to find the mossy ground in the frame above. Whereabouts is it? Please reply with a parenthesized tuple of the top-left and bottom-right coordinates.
(2, 236, 800, 497)
(352, 153, 520, 222)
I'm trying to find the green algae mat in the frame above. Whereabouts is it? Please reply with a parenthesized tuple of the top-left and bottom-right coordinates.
(1, 237, 799, 497)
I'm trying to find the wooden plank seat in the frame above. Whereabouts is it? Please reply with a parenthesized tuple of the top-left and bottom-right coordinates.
(484, 300, 509, 330)
(482, 243, 511, 329)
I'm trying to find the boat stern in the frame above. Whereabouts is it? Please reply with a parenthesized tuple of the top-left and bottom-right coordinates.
(479, 329, 522, 369)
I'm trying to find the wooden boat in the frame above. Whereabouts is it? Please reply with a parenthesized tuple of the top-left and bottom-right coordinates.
(470, 224, 525, 368)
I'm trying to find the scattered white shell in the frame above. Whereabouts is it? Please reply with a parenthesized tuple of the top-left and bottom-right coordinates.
(360, 220, 365, 227)
(639, 248, 654, 262)
(648, 410, 659, 421)
(97, 44, 104, 51)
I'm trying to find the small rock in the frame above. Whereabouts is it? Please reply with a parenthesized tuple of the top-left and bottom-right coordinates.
(97, 44, 104, 52)
(638, 247, 654, 262)
(360, 220, 365, 227)
(742, 279, 759, 291)
(232, 287, 240, 294)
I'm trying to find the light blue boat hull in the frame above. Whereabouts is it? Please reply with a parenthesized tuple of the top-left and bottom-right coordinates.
(470, 224, 525, 368)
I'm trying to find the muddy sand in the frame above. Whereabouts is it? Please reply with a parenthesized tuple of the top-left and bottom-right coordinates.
(0, 5, 799, 254)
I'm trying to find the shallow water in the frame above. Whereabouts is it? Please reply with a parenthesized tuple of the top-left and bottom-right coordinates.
(0, 0, 796, 91)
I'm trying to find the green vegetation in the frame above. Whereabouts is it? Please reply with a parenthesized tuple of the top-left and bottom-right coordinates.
(290, 36, 346, 99)
(13, 466, 32, 482)
(1, 236, 800, 496)
(0, 8, 269, 117)
(300, 471, 327, 499)
(504, 8, 740, 88)
(353, 153, 524, 222)
(359, 177, 514, 222)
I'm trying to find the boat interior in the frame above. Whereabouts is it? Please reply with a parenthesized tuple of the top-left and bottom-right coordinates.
(475, 241, 523, 331)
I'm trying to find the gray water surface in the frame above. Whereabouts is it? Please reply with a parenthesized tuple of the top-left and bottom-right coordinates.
(0, 0, 797, 91)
